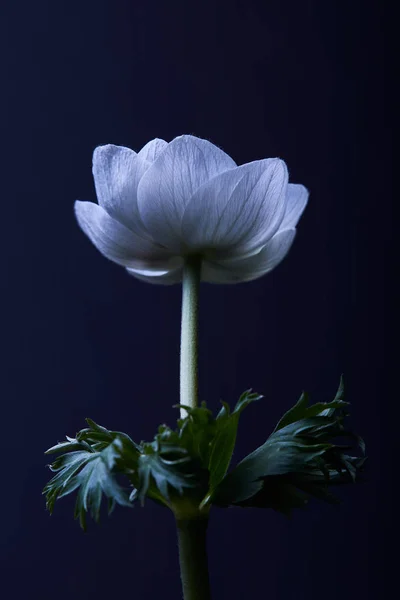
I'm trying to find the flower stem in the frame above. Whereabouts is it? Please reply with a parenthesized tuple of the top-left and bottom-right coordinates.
(180, 256, 201, 418)
(176, 517, 211, 600)
(178, 257, 211, 599)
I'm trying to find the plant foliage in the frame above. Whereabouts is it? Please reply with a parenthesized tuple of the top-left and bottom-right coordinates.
(211, 377, 366, 514)
(43, 420, 139, 529)
(44, 379, 366, 527)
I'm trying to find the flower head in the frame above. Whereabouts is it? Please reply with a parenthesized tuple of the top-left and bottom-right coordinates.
(75, 135, 308, 284)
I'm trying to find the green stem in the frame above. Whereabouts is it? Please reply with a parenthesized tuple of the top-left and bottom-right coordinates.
(176, 517, 211, 600)
(180, 256, 201, 418)
(177, 257, 211, 599)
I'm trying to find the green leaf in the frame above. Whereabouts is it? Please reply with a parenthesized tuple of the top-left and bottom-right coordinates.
(273, 378, 348, 433)
(212, 377, 366, 514)
(233, 389, 264, 415)
(136, 446, 199, 505)
(239, 478, 311, 515)
(273, 391, 309, 432)
(208, 415, 239, 490)
(43, 420, 140, 529)
(44, 379, 364, 523)
(175, 404, 217, 468)
(208, 390, 262, 491)
(44, 441, 132, 530)
(211, 430, 332, 507)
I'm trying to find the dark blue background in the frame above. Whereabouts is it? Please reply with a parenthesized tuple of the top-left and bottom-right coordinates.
(1, 1, 394, 598)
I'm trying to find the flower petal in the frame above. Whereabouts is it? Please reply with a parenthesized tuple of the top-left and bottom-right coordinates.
(281, 184, 309, 229)
(202, 228, 296, 283)
(137, 135, 236, 249)
(137, 138, 168, 162)
(182, 159, 288, 256)
(74, 201, 172, 268)
(126, 266, 183, 285)
(92, 144, 150, 236)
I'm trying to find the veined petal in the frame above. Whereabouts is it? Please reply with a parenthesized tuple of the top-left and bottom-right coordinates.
(137, 138, 168, 162)
(182, 159, 288, 256)
(92, 144, 150, 236)
(74, 201, 172, 268)
(202, 229, 296, 283)
(126, 266, 183, 285)
(137, 135, 236, 250)
(281, 184, 309, 229)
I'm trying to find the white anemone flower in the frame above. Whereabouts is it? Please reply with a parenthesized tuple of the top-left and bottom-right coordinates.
(75, 135, 308, 284)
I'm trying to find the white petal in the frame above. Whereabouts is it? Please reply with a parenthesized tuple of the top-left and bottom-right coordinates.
(137, 138, 168, 162)
(92, 144, 150, 236)
(126, 266, 183, 285)
(281, 184, 309, 229)
(75, 201, 172, 268)
(182, 159, 288, 256)
(137, 135, 236, 250)
(202, 229, 296, 283)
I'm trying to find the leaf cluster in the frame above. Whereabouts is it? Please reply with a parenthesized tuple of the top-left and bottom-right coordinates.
(176, 390, 263, 495)
(43, 420, 139, 529)
(43, 378, 366, 527)
(43, 391, 261, 527)
(211, 377, 366, 515)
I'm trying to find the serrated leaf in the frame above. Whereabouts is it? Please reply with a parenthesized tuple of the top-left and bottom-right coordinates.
(215, 401, 230, 422)
(212, 433, 332, 506)
(212, 378, 366, 513)
(136, 448, 198, 506)
(85, 418, 110, 435)
(44, 438, 133, 530)
(208, 390, 262, 492)
(76, 420, 141, 454)
(44, 421, 141, 529)
(45, 438, 92, 455)
(334, 375, 345, 402)
(274, 384, 348, 432)
(208, 415, 239, 491)
(233, 389, 263, 415)
(273, 391, 309, 432)
(176, 405, 216, 468)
